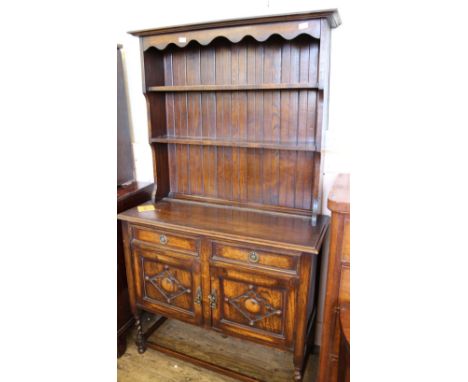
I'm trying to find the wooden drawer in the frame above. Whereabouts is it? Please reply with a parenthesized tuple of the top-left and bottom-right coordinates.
(132, 225, 198, 253)
(212, 242, 298, 273)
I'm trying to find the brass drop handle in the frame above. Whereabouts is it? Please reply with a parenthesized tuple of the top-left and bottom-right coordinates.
(248, 251, 259, 263)
(208, 290, 217, 309)
(159, 234, 168, 245)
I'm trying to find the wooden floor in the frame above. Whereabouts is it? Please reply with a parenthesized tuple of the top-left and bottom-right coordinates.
(118, 314, 318, 382)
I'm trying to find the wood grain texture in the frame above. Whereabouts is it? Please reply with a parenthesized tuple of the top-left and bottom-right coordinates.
(147, 35, 322, 213)
(118, 198, 329, 254)
(212, 241, 299, 273)
(132, 245, 203, 326)
(210, 265, 296, 347)
(133, 225, 199, 253)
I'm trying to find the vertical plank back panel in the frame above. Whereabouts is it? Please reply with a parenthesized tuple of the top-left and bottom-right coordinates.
(172, 49, 189, 194)
(200, 46, 217, 198)
(150, 34, 321, 213)
(186, 45, 203, 195)
(164, 52, 177, 193)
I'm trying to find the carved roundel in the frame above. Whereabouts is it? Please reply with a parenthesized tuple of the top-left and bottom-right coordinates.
(161, 277, 177, 293)
(244, 297, 261, 314)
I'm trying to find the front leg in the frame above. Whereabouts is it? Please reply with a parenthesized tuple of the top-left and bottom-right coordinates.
(134, 311, 146, 354)
(293, 366, 303, 381)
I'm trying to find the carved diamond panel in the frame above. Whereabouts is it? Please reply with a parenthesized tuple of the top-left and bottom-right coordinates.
(144, 265, 191, 304)
(225, 285, 282, 326)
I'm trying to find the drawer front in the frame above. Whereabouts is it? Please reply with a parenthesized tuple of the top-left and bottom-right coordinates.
(213, 242, 298, 273)
(210, 265, 296, 348)
(131, 245, 203, 325)
(132, 225, 198, 253)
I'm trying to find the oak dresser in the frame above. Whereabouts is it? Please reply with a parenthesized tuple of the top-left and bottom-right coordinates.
(118, 9, 341, 381)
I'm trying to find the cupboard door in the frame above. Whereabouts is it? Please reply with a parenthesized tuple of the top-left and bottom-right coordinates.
(132, 245, 203, 325)
(209, 265, 296, 348)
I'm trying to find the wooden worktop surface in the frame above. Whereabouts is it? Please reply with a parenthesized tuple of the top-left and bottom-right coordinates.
(118, 198, 329, 254)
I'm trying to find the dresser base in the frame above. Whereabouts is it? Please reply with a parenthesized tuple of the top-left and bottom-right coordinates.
(120, 199, 327, 381)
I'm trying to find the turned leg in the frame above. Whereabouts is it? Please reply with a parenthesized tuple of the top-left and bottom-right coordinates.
(294, 368, 302, 381)
(293, 366, 303, 381)
(134, 312, 146, 354)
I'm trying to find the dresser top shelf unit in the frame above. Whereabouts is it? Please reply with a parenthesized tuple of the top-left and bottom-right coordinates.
(133, 9, 338, 225)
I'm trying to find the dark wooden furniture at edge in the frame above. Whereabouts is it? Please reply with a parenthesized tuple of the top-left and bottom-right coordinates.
(117, 43, 155, 358)
(118, 182, 153, 357)
(118, 9, 341, 381)
(317, 174, 350, 382)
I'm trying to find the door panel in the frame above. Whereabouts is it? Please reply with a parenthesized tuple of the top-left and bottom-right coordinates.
(222, 279, 284, 334)
(132, 245, 203, 325)
(210, 265, 296, 348)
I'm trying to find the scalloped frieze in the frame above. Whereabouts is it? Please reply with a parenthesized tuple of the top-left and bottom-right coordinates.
(142, 20, 320, 51)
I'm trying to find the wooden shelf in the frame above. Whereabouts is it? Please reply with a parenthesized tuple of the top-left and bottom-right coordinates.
(147, 83, 321, 92)
(150, 136, 317, 151)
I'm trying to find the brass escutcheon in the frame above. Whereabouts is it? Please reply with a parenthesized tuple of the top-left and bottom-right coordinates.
(159, 234, 168, 245)
(248, 251, 259, 263)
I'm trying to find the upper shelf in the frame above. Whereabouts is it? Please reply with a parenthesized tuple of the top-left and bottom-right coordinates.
(147, 83, 321, 92)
